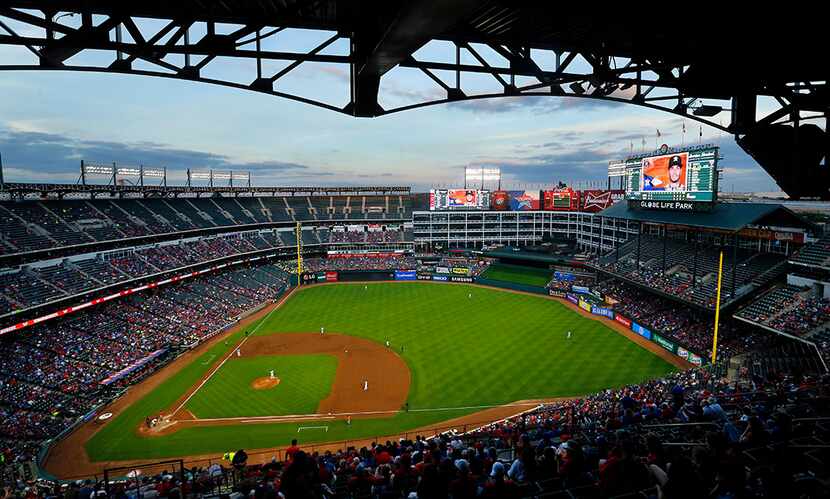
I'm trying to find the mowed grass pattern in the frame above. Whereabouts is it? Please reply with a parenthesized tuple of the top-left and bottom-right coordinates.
(481, 263, 552, 287)
(261, 283, 672, 409)
(86, 283, 676, 461)
(186, 355, 337, 418)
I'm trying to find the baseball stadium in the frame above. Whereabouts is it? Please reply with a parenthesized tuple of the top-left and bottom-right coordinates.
(1, 3, 830, 499)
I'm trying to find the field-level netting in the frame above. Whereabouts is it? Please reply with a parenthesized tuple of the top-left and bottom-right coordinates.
(83, 282, 676, 463)
(481, 263, 553, 288)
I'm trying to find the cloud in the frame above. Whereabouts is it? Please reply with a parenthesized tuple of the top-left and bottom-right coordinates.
(447, 95, 624, 115)
(0, 126, 331, 182)
(466, 133, 779, 192)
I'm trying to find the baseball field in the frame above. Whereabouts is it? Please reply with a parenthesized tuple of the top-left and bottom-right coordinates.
(46, 282, 683, 476)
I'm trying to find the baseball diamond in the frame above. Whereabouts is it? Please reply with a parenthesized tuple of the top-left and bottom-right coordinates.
(41, 282, 682, 477)
(2, 6, 828, 497)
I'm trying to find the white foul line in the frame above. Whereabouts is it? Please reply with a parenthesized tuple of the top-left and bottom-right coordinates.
(169, 296, 285, 417)
(174, 401, 544, 423)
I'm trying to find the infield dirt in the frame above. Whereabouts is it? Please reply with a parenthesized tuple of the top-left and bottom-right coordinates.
(251, 377, 280, 390)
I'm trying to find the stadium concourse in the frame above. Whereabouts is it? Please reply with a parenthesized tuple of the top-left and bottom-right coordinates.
(1, 182, 830, 499)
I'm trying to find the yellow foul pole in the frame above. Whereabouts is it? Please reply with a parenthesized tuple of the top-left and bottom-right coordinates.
(295, 222, 303, 287)
(711, 250, 724, 364)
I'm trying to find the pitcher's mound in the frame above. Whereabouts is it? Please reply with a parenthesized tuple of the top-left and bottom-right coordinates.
(251, 377, 280, 390)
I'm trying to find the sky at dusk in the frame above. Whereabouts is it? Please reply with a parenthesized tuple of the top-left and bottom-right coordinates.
(0, 23, 782, 193)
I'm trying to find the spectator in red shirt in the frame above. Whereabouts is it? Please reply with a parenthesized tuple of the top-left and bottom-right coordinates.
(285, 439, 301, 462)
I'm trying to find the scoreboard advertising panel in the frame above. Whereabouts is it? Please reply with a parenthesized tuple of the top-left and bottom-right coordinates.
(508, 191, 541, 211)
(430, 189, 490, 210)
(543, 188, 579, 211)
(491, 191, 510, 211)
(624, 146, 718, 206)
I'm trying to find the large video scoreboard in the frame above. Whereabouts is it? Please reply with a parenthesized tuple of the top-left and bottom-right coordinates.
(624, 146, 719, 207)
(429, 189, 491, 210)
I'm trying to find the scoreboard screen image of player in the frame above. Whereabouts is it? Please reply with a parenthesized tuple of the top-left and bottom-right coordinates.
(624, 147, 718, 203)
(429, 189, 490, 210)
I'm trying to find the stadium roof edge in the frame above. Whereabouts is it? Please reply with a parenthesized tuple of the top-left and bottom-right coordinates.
(598, 202, 814, 233)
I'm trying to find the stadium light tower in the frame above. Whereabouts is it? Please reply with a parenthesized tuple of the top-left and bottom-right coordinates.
(464, 166, 501, 190)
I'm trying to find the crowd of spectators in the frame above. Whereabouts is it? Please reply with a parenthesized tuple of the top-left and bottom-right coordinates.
(767, 295, 830, 334)
(593, 239, 784, 310)
(329, 231, 368, 244)
(1, 229, 408, 313)
(298, 255, 417, 272)
(0, 264, 290, 469)
(737, 286, 830, 336)
(0, 196, 413, 255)
(365, 230, 402, 243)
(9, 365, 827, 498)
(593, 279, 767, 360)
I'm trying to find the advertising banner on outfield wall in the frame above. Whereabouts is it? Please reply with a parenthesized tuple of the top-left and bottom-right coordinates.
(436, 266, 451, 274)
(677, 347, 690, 361)
(394, 271, 417, 281)
(579, 298, 592, 313)
(566, 293, 579, 305)
(325, 271, 338, 282)
(451, 276, 474, 283)
(572, 285, 590, 294)
(549, 289, 567, 298)
(689, 353, 703, 366)
(653, 333, 677, 353)
(417, 274, 432, 280)
(631, 322, 652, 340)
(452, 267, 470, 275)
(591, 305, 614, 319)
(615, 314, 632, 328)
(432, 275, 448, 281)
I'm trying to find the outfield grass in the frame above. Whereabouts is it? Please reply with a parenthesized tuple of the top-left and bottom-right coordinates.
(481, 263, 552, 287)
(85, 282, 675, 462)
(186, 355, 338, 418)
